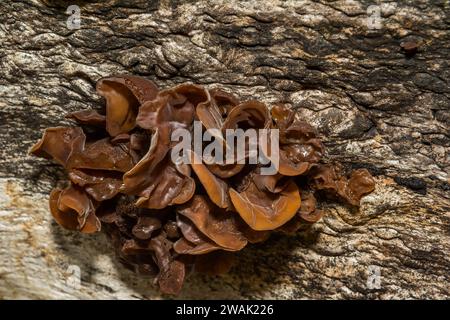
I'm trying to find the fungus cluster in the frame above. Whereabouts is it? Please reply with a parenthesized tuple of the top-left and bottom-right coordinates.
(30, 75, 375, 294)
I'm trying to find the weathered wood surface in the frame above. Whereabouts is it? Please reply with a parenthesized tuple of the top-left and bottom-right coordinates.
(0, 0, 449, 299)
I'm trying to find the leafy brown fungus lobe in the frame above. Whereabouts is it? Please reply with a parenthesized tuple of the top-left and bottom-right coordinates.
(30, 75, 375, 295)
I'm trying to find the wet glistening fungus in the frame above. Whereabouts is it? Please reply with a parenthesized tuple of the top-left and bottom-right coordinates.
(30, 75, 375, 295)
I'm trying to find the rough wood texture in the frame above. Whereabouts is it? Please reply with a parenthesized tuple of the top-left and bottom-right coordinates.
(0, 0, 449, 299)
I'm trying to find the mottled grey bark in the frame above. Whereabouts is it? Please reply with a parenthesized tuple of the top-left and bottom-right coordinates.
(0, 0, 449, 299)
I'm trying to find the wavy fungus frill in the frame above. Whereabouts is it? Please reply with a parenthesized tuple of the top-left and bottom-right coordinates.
(30, 75, 375, 295)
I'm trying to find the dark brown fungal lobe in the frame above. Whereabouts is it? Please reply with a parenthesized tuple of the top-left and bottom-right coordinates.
(30, 75, 375, 295)
(400, 41, 419, 56)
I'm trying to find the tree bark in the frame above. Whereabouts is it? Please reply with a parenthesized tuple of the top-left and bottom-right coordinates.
(0, 0, 448, 299)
